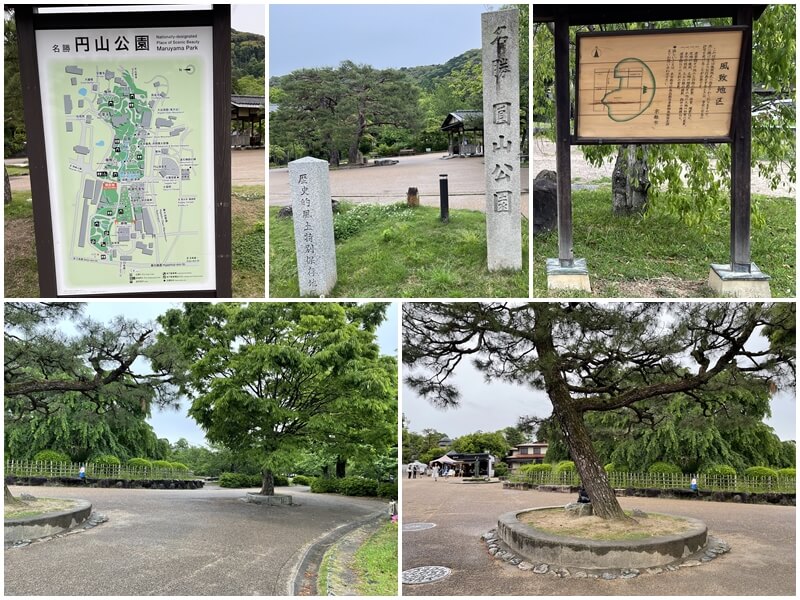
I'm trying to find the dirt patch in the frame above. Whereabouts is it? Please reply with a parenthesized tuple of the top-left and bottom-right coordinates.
(519, 508, 694, 541)
(594, 276, 710, 298)
(5, 497, 79, 519)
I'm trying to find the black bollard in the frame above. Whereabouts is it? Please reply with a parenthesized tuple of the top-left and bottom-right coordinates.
(439, 174, 449, 223)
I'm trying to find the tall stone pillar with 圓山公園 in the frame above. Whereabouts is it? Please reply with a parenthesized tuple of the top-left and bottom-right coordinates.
(482, 9, 521, 271)
(288, 157, 337, 296)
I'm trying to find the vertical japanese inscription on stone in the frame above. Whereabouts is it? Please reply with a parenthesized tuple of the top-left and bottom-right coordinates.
(482, 9, 521, 271)
(288, 157, 337, 296)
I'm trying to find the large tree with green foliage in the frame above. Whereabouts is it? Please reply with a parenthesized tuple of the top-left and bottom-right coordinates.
(4, 302, 181, 503)
(451, 431, 510, 458)
(157, 302, 396, 496)
(533, 5, 796, 220)
(404, 302, 795, 521)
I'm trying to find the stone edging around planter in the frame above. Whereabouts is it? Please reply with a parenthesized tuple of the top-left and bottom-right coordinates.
(5, 499, 93, 544)
(484, 511, 730, 579)
(245, 492, 292, 505)
(497, 507, 707, 570)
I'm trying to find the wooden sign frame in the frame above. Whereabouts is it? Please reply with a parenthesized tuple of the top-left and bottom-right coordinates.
(14, 5, 232, 297)
(575, 26, 747, 144)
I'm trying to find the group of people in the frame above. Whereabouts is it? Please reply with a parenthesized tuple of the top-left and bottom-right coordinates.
(406, 463, 460, 480)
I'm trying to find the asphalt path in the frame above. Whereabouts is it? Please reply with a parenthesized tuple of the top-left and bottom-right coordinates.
(269, 153, 530, 218)
(402, 477, 795, 596)
(5, 484, 387, 596)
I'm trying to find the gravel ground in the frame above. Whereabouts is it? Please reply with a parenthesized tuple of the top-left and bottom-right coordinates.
(4, 484, 386, 596)
(402, 477, 795, 596)
(531, 138, 795, 198)
(268, 153, 530, 218)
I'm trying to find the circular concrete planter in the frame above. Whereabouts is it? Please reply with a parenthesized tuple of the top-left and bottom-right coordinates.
(5, 499, 92, 543)
(245, 492, 292, 506)
(497, 506, 707, 570)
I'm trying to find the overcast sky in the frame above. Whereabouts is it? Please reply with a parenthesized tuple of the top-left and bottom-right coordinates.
(61, 302, 398, 448)
(232, 4, 265, 37)
(403, 315, 797, 442)
(269, 4, 498, 76)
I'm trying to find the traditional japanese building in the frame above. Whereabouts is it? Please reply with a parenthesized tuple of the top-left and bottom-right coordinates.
(505, 441, 549, 473)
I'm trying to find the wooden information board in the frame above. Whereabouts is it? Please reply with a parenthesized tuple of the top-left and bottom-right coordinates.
(576, 28, 744, 142)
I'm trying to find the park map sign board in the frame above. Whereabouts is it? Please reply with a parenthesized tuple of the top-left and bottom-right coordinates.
(576, 28, 745, 142)
(16, 6, 231, 297)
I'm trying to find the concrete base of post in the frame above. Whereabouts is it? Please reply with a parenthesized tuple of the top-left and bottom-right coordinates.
(708, 263, 771, 298)
(546, 258, 592, 292)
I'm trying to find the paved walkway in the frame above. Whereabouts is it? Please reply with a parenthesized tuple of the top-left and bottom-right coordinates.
(402, 477, 795, 596)
(269, 153, 530, 218)
(5, 484, 386, 595)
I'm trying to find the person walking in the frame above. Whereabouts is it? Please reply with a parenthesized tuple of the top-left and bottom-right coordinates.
(407, 463, 412, 480)
(432, 466, 438, 482)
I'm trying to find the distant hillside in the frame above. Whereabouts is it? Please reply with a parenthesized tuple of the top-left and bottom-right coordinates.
(400, 48, 481, 91)
(232, 29, 265, 95)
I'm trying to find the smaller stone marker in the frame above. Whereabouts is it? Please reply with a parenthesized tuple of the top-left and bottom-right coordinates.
(407, 186, 419, 207)
(288, 157, 337, 296)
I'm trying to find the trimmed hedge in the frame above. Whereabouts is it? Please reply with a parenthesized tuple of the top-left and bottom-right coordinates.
(127, 458, 153, 469)
(555, 461, 576, 474)
(32, 450, 70, 463)
(648, 461, 682, 474)
(520, 463, 552, 474)
(274, 474, 289, 487)
(493, 461, 509, 476)
(170, 462, 189, 472)
(377, 481, 398, 499)
(310, 476, 383, 497)
(745, 466, 779, 478)
(777, 468, 796, 477)
(91, 454, 121, 466)
(310, 477, 340, 493)
(151, 460, 173, 470)
(703, 464, 737, 476)
(604, 463, 627, 473)
(291, 475, 312, 486)
(219, 472, 261, 488)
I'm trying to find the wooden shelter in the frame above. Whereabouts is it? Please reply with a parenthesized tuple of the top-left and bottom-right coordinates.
(440, 110, 484, 156)
(231, 95, 265, 148)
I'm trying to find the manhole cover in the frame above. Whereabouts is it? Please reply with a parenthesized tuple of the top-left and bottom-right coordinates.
(403, 522, 436, 532)
(402, 566, 452, 584)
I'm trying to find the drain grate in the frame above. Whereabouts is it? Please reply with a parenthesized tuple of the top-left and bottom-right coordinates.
(402, 566, 452, 584)
(403, 522, 436, 532)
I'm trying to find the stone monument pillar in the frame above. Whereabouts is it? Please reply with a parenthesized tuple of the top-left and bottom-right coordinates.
(288, 157, 337, 296)
(482, 9, 522, 271)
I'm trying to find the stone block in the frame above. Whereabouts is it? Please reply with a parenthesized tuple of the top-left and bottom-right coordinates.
(532, 173, 557, 235)
(482, 9, 521, 271)
(564, 502, 593, 517)
(288, 157, 337, 296)
(708, 263, 771, 298)
(546, 258, 592, 292)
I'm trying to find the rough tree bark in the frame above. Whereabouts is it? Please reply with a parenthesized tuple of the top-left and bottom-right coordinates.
(5, 483, 22, 506)
(612, 144, 650, 215)
(259, 469, 275, 496)
(532, 304, 632, 521)
(4, 166, 11, 205)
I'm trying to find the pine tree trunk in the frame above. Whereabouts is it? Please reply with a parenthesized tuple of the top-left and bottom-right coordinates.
(335, 457, 346, 478)
(259, 470, 275, 496)
(612, 144, 649, 215)
(4, 166, 11, 205)
(5, 484, 21, 506)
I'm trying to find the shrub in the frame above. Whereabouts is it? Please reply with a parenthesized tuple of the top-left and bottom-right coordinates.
(169, 462, 189, 472)
(703, 464, 737, 476)
(91, 454, 121, 466)
(377, 481, 398, 499)
(604, 463, 627, 473)
(745, 466, 779, 478)
(520, 463, 553, 474)
(555, 461, 576, 474)
(776, 468, 796, 478)
(273, 474, 289, 487)
(493, 462, 509, 477)
(292, 475, 312, 486)
(339, 476, 378, 497)
(127, 458, 153, 469)
(151, 460, 174, 470)
(219, 472, 261, 488)
(310, 477, 341, 494)
(32, 450, 70, 463)
(647, 461, 682, 474)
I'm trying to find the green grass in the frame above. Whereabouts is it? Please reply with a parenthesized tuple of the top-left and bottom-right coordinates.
(352, 522, 398, 596)
(5, 165, 29, 177)
(533, 189, 795, 298)
(3, 186, 264, 298)
(269, 202, 529, 297)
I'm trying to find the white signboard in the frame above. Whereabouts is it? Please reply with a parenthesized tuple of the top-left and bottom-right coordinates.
(35, 26, 215, 294)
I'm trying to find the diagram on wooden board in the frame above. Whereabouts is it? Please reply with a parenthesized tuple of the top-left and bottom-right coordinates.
(594, 57, 656, 122)
(576, 28, 743, 140)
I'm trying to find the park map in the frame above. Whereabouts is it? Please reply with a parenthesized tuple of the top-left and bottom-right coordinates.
(37, 28, 215, 294)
